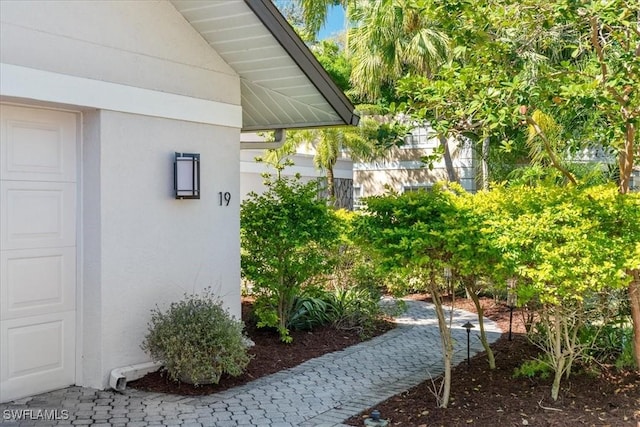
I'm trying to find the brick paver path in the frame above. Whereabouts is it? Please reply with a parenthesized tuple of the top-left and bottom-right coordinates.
(1, 300, 501, 426)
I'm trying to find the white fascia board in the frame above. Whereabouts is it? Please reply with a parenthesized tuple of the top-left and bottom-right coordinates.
(0, 63, 242, 128)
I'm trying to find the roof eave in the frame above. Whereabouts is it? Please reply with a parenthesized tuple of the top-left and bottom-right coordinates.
(243, 0, 360, 129)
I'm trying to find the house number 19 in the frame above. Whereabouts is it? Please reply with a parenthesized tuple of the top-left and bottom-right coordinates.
(218, 192, 231, 206)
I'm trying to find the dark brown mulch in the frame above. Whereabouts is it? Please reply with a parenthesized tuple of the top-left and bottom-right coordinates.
(127, 298, 395, 396)
(345, 295, 640, 427)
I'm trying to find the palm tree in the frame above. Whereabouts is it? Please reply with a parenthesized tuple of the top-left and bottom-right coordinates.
(347, 0, 449, 101)
(290, 119, 382, 206)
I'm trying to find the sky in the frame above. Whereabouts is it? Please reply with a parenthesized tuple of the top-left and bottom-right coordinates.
(317, 5, 346, 40)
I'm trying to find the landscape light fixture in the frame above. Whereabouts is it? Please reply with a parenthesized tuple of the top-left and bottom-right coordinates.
(364, 409, 389, 427)
(462, 321, 475, 369)
(506, 277, 518, 341)
(174, 152, 200, 199)
(443, 266, 452, 282)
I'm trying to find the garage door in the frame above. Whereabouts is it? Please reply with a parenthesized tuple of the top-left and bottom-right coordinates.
(0, 105, 77, 403)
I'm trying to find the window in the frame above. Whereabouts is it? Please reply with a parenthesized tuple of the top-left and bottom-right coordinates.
(403, 184, 432, 193)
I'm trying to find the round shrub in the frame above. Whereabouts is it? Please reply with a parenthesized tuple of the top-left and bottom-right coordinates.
(141, 290, 252, 385)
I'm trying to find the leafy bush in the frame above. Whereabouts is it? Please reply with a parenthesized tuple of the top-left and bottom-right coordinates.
(580, 322, 636, 369)
(141, 290, 252, 386)
(241, 177, 340, 342)
(513, 358, 553, 380)
(328, 286, 385, 337)
(287, 293, 333, 331)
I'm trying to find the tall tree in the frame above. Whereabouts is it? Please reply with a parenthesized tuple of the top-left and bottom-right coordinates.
(530, 0, 640, 368)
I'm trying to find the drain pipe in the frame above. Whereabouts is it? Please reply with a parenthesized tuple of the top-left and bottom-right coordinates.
(109, 361, 162, 392)
(240, 129, 285, 150)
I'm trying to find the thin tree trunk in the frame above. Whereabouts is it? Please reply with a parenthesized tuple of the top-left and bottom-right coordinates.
(439, 135, 458, 183)
(628, 269, 640, 370)
(482, 136, 490, 190)
(326, 165, 335, 204)
(550, 309, 564, 401)
(525, 116, 577, 185)
(619, 122, 634, 194)
(619, 121, 639, 371)
(430, 280, 453, 408)
(465, 282, 496, 369)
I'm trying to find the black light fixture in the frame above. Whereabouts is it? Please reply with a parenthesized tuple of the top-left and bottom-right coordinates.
(174, 152, 200, 199)
(506, 277, 518, 341)
(462, 321, 475, 369)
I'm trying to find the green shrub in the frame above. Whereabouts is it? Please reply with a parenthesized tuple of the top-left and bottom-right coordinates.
(329, 286, 385, 337)
(141, 290, 252, 386)
(287, 293, 333, 331)
(241, 177, 341, 343)
(513, 358, 553, 380)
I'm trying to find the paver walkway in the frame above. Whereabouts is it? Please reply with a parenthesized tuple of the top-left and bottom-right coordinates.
(1, 300, 502, 426)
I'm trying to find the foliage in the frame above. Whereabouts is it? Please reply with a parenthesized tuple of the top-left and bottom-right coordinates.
(346, 0, 449, 102)
(320, 209, 391, 337)
(311, 40, 352, 92)
(286, 290, 333, 331)
(475, 183, 640, 399)
(354, 184, 465, 408)
(241, 177, 340, 342)
(286, 115, 409, 204)
(141, 290, 252, 386)
(513, 358, 553, 380)
(356, 181, 639, 401)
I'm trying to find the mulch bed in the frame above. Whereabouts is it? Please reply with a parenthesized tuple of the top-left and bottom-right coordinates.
(345, 295, 640, 427)
(129, 295, 639, 427)
(127, 298, 394, 396)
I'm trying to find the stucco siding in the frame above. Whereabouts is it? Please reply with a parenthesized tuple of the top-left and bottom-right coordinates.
(91, 110, 241, 386)
(0, 0, 240, 105)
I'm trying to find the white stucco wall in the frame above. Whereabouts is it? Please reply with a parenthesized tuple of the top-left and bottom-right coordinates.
(84, 111, 241, 388)
(240, 149, 353, 200)
(1, 1, 243, 390)
(0, 0, 239, 104)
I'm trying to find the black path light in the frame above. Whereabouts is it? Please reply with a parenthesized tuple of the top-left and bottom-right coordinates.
(506, 277, 518, 341)
(462, 321, 475, 369)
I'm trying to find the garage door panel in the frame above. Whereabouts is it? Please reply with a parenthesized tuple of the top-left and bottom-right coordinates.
(0, 105, 76, 182)
(0, 104, 77, 403)
(0, 312, 75, 402)
(1, 248, 76, 320)
(0, 181, 76, 250)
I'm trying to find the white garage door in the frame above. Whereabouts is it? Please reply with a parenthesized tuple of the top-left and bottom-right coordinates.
(0, 104, 77, 403)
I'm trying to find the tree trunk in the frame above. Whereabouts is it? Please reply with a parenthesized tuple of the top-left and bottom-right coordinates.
(618, 121, 634, 194)
(628, 269, 640, 370)
(550, 309, 564, 401)
(326, 165, 335, 203)
(465, 282, 496, 369)
(439, 135, 459, 183)
(619, 121, 639, 371)
(430, 281, 453, 408)
(482, 136, 490, 191)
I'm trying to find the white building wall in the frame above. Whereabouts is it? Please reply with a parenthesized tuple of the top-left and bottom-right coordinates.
(240, 149, 353, 200)
(0, 0, 239, 104)
(92, 111, 240, 388)
(1, 1, 243, 390)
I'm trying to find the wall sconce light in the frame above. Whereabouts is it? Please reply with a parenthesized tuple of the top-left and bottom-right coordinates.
(174, 152, 200, 199)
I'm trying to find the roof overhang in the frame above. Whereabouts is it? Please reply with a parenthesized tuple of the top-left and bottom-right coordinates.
(170, 0, 359, 132)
